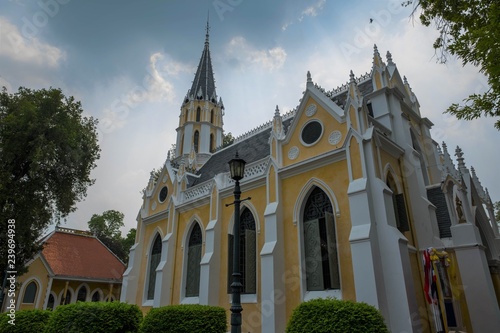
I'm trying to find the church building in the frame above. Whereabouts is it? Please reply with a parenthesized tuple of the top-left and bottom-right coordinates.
(120, 25, 500, 333)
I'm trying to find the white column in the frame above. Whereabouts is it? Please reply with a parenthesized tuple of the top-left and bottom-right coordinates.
(451, 223, 500, 332)
(260, 202, 286, 333)
(199, 219, 221, 305)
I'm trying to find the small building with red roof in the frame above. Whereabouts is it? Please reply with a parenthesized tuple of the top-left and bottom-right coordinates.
(5, 227, 126, 311)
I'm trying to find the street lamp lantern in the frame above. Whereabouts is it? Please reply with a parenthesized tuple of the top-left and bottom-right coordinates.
(228, 152, 246, 181)
(227, 152, 247, 333)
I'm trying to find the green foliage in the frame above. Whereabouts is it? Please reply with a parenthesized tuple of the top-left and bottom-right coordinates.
(87, 210, 136, 262)
(88, 210, 124, 239)
(404, 1, 500, 129)
(222, 132, 234, 148)
(0, 87, 100, 279)
(286, 298, 389, 333)
(140, 304, 227, 333)
(44, 301, 142, 333)
(0, 309, 52, 333)
(494, 201, 500, 223)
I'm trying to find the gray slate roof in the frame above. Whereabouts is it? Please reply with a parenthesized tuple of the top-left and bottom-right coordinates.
(189, 119, 293, 187)
(189, 35, 217, 102)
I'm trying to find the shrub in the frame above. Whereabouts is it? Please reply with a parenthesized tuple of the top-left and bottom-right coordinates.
(140, 304, 226, 333)
(43, 301, 142, 333)
(286, 298, 389, 333)
(0, 309, 52, 333)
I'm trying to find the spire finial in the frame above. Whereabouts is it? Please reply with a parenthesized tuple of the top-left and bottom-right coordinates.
(205, 12, 210, 45)
(455, 146, 466, 169)
(349, 70, 355, 83)
(386, 50, 393, 65)
(307, 71, 312, 82)
(275, 105, 280, 117)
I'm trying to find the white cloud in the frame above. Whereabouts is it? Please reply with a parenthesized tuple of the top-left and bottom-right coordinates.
(0, 16, 65, 67)
(225, 36, 287, 71)
(299, 0, 326, 21)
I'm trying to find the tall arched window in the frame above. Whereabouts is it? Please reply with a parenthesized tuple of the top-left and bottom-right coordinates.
(210, 109, 214, 124)
(194, 131, 199, 153)
(77, 285, 87, 302)
(186, 223, 202, 297)
(147, 234, 162, 300)
(22, 281, 37, 303)
(386, 173, 409, 233)
(185, 110, 189, 122)
(210, 134, 214, 153)
(196, 107, 201, 122)
(303, 187, 340, 291)
(228, 207, 256, 294)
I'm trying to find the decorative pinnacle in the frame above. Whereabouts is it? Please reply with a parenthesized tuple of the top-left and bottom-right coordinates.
(373, 44, 379, 56)
(307, 71, 312, 82)
(403, 76, 408, 85)
(274, 105, 280, 117)
(455, 146, 465, 168)
(349, 70, 355, 83)
(386, 50, 393, 64)
(471, 166, 477, 178)
(442, 142, 448, 154)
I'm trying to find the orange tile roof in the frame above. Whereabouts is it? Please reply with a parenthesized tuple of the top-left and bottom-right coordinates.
(41, 230, 126, 282)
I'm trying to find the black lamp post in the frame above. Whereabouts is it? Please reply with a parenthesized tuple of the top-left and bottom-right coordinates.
(228, 152, 246, 333)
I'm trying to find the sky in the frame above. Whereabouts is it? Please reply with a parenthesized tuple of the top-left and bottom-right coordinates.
(1, 0, 498, 236)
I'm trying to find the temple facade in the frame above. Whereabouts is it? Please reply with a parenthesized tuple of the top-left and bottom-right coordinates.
(120, 26, 500, 333)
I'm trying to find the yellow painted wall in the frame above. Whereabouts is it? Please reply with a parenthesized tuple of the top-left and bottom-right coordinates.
(281, 159, 355, 321)
(136, 219, 167, 306)
(283, 97, 347, 167)
(17, 257, 49, 310)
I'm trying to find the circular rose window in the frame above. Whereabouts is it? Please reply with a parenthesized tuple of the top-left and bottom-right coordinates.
(301, 120, 323, 146)
(159, 186, 168, 203)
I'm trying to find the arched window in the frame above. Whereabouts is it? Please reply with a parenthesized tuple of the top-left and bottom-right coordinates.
(210, 134, 214, 153)
(228, 207, 256, 294)
(186, 223, 202, 297)
(185, 110, 189, 122)
(210, 109, 214, 124)
(147, 234, 162, 300)
(303, 187, 340, 291)
(386, 173, 409, 233)
(46, 293, 55, 310)
(60, 289, 72, 305)
(22, 281, 37, 303)
(196, 107, 201, 122)
(77, 285, 87, 302)
(91, 291, 101, 302)
(194, 131, 199, 153)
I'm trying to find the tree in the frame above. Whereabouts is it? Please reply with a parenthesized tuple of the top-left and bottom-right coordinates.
(122, 228, 136, 256)
(222, 132, 234, 147)
(87, 210, 135, 263)
(494, 201, 500, 223)
(0, 87, 100, 279)
(88, 210, 124, 239)
(404, 1, 500, 129)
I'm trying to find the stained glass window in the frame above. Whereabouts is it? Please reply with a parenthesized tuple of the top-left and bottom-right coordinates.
(22, 281, 37, 303)
(186, 223, 202, 297)
(147, 234, 162, 300)
(303, 187, 339, 291)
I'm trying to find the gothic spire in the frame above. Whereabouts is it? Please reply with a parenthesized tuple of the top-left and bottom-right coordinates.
(190, 18, 217, 102)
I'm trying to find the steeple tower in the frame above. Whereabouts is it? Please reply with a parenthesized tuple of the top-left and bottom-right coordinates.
(175, 19, 224, 168)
